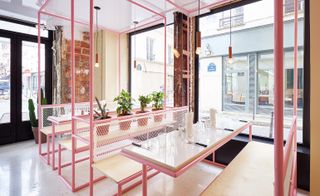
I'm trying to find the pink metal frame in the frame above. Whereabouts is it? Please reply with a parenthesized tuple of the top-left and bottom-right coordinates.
(274, 0, 284, 195)
(274, 0, 298, 195)
(38, 0, 168, 194)
(37, 0, 298, 195)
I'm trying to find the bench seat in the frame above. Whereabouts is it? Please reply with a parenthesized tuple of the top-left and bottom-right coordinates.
(201, 141, 274, 196)
(40, 122, 89, 135)
(92, 154, 142, 183)
(59, 139, 88, 150)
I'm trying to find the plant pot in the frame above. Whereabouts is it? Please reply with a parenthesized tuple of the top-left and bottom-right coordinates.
(136, 111, 149, 127)
(119, 120, 132, 131)
(96, 124, 110, 136)
(154, 113, 164, 122)
(32, 127, 47, 144)
(152, 109, 164, 122)
(138, 117, 149, 127)
(118, 115, 133, 131)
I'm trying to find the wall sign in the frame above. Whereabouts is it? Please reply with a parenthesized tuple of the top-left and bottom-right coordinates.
(207, 63, 216, 72)
(137, 64, 142, 71)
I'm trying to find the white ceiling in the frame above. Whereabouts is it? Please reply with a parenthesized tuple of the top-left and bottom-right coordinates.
(0, 0, 232, 32)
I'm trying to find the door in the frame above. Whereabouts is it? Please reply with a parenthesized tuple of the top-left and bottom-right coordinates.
(0, 29, 52, 145)
(0, 36, 12, 143)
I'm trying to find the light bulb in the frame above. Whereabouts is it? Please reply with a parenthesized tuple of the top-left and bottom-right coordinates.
(228, 57, 233, 64)
(95, 53, 99, 67)
(173, 48, 180, 58)
(196, 47, 201, 55)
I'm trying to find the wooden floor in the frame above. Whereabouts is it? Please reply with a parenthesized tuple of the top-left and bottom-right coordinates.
(0, 140, 310, 196)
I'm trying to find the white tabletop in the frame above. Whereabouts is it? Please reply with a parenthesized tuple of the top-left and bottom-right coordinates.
(47, 115, 72, 124)
(122, 120, 247, 173)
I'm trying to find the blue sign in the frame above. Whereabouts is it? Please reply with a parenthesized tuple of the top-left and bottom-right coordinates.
(207, 63, 216, 72)
(137, 64, 142, 71)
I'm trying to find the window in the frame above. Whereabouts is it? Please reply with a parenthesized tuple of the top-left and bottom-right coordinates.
(219, 7, 244, 28)
(130, 25, 174, 107)
(146, 37, 155, 61)
(198, 0, 305, 143)
(285, 0, 304, 14)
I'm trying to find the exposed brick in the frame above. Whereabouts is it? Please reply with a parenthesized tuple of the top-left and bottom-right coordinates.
(81, 41, 90, 48)
(75, 40, 81, 47)
(81, 48, 90, 55)
(81, 54, 89, 62)
(75, 54, 81, 61)
(75, 47, 81, 54)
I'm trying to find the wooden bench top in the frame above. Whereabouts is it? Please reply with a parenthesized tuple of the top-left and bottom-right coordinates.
(40, 122, 89, 135)
(59, 139, 88, 150)
(92, 154, 142, 183)
(201, 141, 274, 196)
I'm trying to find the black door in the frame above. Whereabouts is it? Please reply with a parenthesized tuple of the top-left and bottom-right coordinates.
(0, 27, 52, 145)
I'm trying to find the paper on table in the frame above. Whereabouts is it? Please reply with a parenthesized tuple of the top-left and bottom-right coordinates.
(185, 112, 194, 141)
(210, 108, 217, 128)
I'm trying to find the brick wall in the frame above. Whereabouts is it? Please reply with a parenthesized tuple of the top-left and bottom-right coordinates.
(61, 32, 90, 103)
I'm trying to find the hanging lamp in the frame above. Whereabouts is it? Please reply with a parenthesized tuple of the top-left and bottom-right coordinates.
(133, 21, 139, 69)
(195, 0, 201, 55)
(228, 7, 233, 64)
(173, 13, 180, 58)
(94, 6, 101, 68)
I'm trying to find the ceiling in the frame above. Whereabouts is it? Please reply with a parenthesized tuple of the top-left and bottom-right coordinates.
(0, 0, 232, 32)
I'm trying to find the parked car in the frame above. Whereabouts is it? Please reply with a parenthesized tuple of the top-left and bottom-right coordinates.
(0, 80, 10, 95)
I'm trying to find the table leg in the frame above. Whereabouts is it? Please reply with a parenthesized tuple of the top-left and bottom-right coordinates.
(47, 135, 50, 165)
(52, 124, 56, 170)
(142, 164, 147, 196)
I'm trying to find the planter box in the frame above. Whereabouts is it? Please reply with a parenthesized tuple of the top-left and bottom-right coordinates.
(32, 127, 47, 144)
(96, 124, 110, 136)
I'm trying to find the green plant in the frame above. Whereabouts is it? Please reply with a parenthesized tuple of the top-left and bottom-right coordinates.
(151, 91, 164, 110)
(28, 99, 38, 127)
(138, 94, 152, 112)
(28, 88, 48, 128)
(41, 88, 47, 105)
(94, 97, 111, 120)
(114, 90, 134, 116)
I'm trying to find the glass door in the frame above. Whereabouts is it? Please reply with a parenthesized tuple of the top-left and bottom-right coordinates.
(21, 41, 45, 121)
(0, 30, 51, 144)
(0, 37, 11, 125)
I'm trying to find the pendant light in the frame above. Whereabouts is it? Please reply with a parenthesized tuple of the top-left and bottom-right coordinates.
(228, 7, 233, 64)
(173, 13, 180, 58)
(133, 21, 138, 69)
(195, 0, 201, 55)
(94, 6, 101, 68)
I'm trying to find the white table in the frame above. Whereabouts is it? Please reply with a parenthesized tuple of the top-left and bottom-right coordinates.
(122, 120, 251, 196)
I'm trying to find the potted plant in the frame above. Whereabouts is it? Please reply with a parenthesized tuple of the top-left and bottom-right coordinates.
(151, 91, 165, 122)
(136, 94, 152, 126)
(114, 90, 134, 131)
(94, 97, 112, 135)
(28, 89, 47, 144)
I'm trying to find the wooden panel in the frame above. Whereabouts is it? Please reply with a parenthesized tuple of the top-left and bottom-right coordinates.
(201, 142, 274, 196)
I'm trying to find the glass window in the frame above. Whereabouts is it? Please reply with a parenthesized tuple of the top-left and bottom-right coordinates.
(130, 25, 174, 107)
(0, 37, 10, 124)
(199, 0, 305, 143)
(21, 41, 45, 121)
(222, 55, 249, 113)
